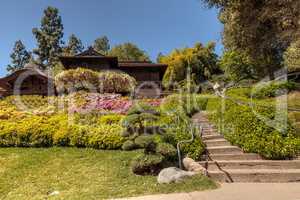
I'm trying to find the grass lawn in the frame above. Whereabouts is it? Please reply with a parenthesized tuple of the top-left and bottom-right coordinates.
(0, 148, 217, 200)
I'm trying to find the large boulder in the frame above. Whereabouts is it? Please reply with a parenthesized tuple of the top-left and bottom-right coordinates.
(183, 157, 207, 175)
(157, 167, 196, 184)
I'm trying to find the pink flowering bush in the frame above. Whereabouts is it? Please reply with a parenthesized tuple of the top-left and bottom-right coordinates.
(69, 92, 132, 114)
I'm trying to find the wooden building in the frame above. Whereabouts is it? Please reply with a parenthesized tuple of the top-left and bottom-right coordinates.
(0, 64, 55, 97)
(59, 47, 168, 85)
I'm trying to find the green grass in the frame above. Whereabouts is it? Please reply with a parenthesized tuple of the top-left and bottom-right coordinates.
(0, 148, 217, 200)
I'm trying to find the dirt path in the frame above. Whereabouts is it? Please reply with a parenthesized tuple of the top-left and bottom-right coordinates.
(114, 183, 300, 200)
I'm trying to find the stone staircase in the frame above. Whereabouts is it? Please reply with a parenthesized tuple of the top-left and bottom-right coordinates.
(192, 112, 300, 183)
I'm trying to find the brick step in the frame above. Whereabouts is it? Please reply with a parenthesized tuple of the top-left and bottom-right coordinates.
(199, 160, 300, 170)
(207, 146, 243, 154)
(208, 169, 300, 183)
(202, 134, 224, 141)
(204, 139, 231, 147)
(209, 153, 262, 161)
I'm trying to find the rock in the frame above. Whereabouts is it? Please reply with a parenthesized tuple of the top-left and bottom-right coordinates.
(157, 167, 196, 184)
(183, 157, 207, 175)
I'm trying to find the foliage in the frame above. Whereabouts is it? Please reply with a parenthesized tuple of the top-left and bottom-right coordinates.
(69, 93, 132, 114)
(209, 99, 300, 159)
(55, 68, 100, 94)
(0, 114, 125, 150)
(159, 94, 206, 160)
(201, 0, 300, 78)
(284, 38, 300, 72)
(219, 50, 255, 82)
(156, 143, 177, 160)
(122, 103, 160, 135)
(32, 6, 64, 69)
(161, 42, 219, 89)
(98, 70, 137, 94)
(93, 36, 110, 55)
(6, 40, 31, 73)
(131, 154, 164, 175)
(109, 42, 151, 61)
(122, 140, 138, 151)
(63, 34, 84, 56)
(252, 81, 297, 98)
(98, 114, 124, 125)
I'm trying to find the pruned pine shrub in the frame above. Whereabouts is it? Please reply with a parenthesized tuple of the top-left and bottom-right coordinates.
(156, 143, 177, 160)
(131, 154, 164, 175)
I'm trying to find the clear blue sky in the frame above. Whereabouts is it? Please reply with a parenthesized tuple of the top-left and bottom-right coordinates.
(0, 0, 223, 77)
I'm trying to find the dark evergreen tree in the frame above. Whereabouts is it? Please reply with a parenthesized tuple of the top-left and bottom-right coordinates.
(93, 36, 110, 55)
(63, 34, 84, 56)
(6, 40, 31, 73)
(32, 6, 64, 69)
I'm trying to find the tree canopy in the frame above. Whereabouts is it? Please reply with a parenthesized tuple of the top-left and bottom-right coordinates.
(219, 50, 255, 82)
(109, 43, 150, 62)
(284, 39, 300, 72)
(32, 6, 64, 69)
(200, 0, 300, 78)
(6, 40, 31, 73)
(63, 34, 84, 56)
(93, 36, 110, 55)
(160, 42, 219, 89)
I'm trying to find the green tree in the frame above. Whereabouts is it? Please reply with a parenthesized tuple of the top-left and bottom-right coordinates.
(219, 50, 255, 82)
(284, 39, 300, 72)
(6, 40, 31, 73)
(161, 42, 219, 89)
(156, 52, 164, 63)
(200, 0, 300, 78)
(32, 6, 64, 69)
(63, 34, 84, 56)
(109, 43, 150, 61)
(93, 36, 110, 55)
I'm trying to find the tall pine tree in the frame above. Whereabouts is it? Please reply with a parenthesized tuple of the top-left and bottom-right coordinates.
(93, 36, 110, 55)
(6, 40, 31, 73)
(63, 34, 84, 56)
(32, 6, 64, 69)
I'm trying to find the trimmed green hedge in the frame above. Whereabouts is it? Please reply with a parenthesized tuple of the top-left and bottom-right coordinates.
(0, 114, 125, 149)
(252, 81, 296, 98)
(209, 100, 300, 159)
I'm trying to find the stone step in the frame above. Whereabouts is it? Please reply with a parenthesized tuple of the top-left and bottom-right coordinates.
(208, 169, 300, 183)
(209, 153, 262, 161)
(207, 146, 243, 154)
(202, 134, 224, 141)
(199, 160, 300, 170)
(204, 139, 231, 147)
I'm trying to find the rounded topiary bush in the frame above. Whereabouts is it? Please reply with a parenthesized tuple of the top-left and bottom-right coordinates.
(156, 143, 177, 160)
(122, 140, 138, 151)
(55, 68, 100, 94)
(98, 71, 137, 94)
(131, 154, 164, 175)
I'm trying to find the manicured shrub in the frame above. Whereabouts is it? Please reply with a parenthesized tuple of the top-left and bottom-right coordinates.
(210, 99, 300, 159)
(98, 114, 124, 125)
(122, 140, 138, 151)
(156, 143, 177, 160)
(98, 71, 137, 94)
(131, 154, 164, 175)
(55, 68, 100, 94)
(122, 103, 160, 135)
(0, 114, 126, 150)
(252, 81, 296, 98)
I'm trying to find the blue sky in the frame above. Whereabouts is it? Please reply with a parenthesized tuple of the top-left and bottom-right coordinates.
(0, 0, 222, 77)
